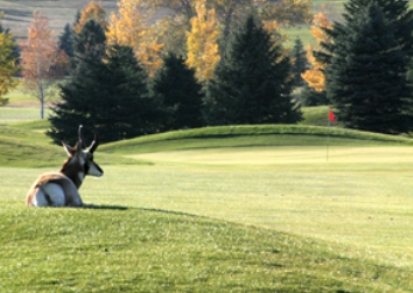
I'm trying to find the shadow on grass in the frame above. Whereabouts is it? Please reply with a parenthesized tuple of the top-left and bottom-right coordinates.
(137, 207, 199, 218)
(83, 204, 128, 210)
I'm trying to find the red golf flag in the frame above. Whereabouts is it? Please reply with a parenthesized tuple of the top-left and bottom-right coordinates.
(329, 110, 335, 122)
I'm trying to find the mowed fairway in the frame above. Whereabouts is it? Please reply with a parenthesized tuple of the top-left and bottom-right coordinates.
(1, 121, 413, 292)
(115, 145, 413, 267)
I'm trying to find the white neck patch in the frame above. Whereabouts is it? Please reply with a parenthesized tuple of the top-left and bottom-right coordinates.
(87, 162, 103, 177)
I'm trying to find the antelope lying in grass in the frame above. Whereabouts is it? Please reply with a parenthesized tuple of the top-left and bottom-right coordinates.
(26, 126, 103, 207)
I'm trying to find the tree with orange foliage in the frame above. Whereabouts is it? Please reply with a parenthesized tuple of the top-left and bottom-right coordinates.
(186, 0, 220, 81)
(20, 11, 68, 119)
(73, 0, 107, 34)
(301, 12, 332, 93)
(106, 0, 163, 77)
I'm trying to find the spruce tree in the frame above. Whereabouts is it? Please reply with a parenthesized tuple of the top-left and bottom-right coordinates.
(150, 53, 204, 131)
(72, 20, 106, 69)
(300, 84, 329, 106)
(47, 45, 156, 144)
(205, 16, 302, 125)
(318, 0, 413, 64)
(58, 24, 74, 59)
(290, 37, 308, 87)
(326, 4, 413, 134)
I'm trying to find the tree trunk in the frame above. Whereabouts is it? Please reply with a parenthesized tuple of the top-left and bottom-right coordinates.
(39, 82, 44, 120)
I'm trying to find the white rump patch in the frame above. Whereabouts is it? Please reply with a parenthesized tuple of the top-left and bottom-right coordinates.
(33, 189, 48, 206)
(34, 183, 65, 207)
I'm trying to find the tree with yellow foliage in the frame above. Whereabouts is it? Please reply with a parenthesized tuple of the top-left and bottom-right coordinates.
(73, 0, 107, 34)
(186, 0, 220, 81)
(0, 14, 18, 106)
(106, 0, 163, 77)
(148, 0, 311, 55)
(301, 12, 332, 92)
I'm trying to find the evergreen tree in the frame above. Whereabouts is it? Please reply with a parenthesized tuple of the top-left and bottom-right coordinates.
(58, 23, 74, 59)
(47, 45, 157, 144)
(73, 20, 106, 68)
(205, 16, 302, 125)
(0, 22, 20, 65)
(290, 37, 308, 87)
(150, 52, 204, 131)
(74, 10, 81, 27)
(300, 84, 329, 106)
(317, 0, 413, 65)
(326, 4, 413, 134)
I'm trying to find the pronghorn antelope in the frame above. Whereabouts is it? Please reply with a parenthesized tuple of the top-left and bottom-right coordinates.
(26, 126, 103, 207)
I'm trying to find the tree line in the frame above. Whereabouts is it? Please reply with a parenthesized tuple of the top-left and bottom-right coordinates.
(1, 0, 413, 141)
(48, 11, 302, 144)
(300, 0, 413, 134)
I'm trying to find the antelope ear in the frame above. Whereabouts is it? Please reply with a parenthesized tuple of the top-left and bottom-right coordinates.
(63, 142, 75, 156)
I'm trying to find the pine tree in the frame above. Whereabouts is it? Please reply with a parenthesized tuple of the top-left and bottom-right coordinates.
(326, 4, 413, 134)
(318, 0, 413, 65)
(58, 24, 74, 59)
(0, 21, 18, 105)
(290, 37, 308, 87)
(300, 83, 329, 106)
(150, 52, 204, 131)
(73, 20, 106, 68)
(205, 16, 302, 125)
(47, 45, 157, 144)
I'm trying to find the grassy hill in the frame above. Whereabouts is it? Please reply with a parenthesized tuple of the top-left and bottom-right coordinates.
(1, 206, 412, 292)
(2, 2, 413, 291)
(1, 120, 413, 292)
(2, 121, 413, 167)
(100, 124, 413, 155)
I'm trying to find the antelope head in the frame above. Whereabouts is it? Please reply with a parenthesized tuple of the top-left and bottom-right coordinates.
(61, 125, 104, 188)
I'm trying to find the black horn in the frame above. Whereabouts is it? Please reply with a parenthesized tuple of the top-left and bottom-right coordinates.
(78, 125, 86, 149)
(88, 130, 99, 153)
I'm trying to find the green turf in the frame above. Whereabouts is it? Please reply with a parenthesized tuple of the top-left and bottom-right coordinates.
(0, 125, 148, 167)
(100, 124, 413, 155)
(1, 204, 412, 292)
(0, 106, 48, 125)
(1, 118, 413, 292)
(301, 106, 334, 126)
(2, 160, 413, 292)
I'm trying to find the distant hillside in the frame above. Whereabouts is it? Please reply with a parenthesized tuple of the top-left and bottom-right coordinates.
(0, 0, 118, 40)
(0, 0, 332, 42)
(4, 0, 411, 47)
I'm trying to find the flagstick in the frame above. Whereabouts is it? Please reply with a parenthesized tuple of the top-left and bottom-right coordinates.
(326, 118, 330, 162)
